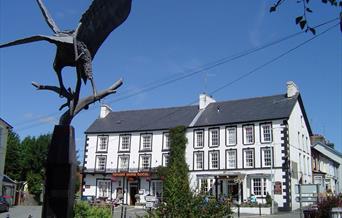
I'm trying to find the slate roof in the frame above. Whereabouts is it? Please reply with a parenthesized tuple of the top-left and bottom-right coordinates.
(85, 105, 199, 133)
(85, 93, 301, 134)
(194, 94, 298, 127)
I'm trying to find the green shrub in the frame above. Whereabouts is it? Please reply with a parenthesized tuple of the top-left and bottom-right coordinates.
(73, 201, 111, 218)
(266, 192, 272, 206)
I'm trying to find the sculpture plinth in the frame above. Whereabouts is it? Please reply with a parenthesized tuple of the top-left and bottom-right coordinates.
(42, 125, 76, 218)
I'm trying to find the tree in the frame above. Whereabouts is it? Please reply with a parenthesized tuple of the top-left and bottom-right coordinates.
(162, 126, 193, 217)
(4, 130, 23, 181)
(270, 0, 342, 34)
(21, 134, 51, 202)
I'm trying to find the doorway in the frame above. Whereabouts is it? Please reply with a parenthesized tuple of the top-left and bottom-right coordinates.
(227, 182, 239, 201)
(129, 184, 138, 205)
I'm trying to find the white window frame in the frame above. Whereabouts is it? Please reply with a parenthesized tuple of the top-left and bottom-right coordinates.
(243, 149, 254, 168)
(209, 128, 220, 147)
(262, 147, 272, 167)
(162, 153, 169, 167)
(194, 130, 204, 148)
(194, 152, 204, 170)
(226, 126, 237, 146)
(251, 177, 267, 197)
(97, 136, 108, 152)
(209, 151, 219, 170)
(260, 123, 272, 143)
(226, 150, 237, 169)
(163, 132, 170, 150)
(243, 125, 254, 145)
(151, 180, 163, 197)
(96, 155, 107, 171)
(97, 180, 111, 198)
(118, 155, 129, 172)
(139, 155, 151, 171)
(119, 134, 130, 152)
(140, 134, 152, 151)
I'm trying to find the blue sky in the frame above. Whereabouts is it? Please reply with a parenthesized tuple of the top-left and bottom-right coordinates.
(0, 0, 341, 159)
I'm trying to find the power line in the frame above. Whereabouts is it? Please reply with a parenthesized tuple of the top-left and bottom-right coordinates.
(130, 22, 339, 132)
(12, 18, 339, 131)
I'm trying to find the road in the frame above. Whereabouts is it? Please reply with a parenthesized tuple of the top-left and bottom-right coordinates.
(0, 206, 42, 218)
(0, 205, 303, 218)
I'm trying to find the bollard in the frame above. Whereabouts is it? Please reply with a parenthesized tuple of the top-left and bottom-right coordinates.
(259, 204, 261, 216)
(238, 204, 240, 217)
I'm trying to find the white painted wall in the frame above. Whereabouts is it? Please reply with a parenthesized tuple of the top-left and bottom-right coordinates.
(287, 101, 312, 210)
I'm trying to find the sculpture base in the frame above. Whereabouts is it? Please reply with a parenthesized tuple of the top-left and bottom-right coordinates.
(42, 125, 76, 218)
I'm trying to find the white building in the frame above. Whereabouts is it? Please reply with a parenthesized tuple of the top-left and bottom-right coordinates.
(82, 81, 312, 211)
(311, 135, 342, 195)
(0, 118, 12, 195)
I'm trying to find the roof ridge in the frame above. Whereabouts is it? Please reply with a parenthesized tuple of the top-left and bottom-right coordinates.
(210, 93, 287, 105)
(108, 104, 198, 114)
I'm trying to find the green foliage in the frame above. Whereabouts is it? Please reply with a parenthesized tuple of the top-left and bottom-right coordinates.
(161, 126, 193, 217)
(316, 195, 342, 218)
(73, 201, 111, 218)
(270, 0, 342, 34)
(266, 192, 272, 206)
(5, 130, 23, 181)
(26, 171, 44, 203)
(4, 131, 51, 203)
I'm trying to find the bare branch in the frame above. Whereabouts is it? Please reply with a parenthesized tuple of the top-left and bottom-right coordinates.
(32, 81, 73, 99)
(59, 79, 123, 125)
(74, 79, 123, 115)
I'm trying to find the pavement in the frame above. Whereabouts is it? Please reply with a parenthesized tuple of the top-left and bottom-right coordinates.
(0, 205, 303, 218)
(0, 206, 42, 218)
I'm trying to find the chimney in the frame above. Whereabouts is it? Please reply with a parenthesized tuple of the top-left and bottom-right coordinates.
(199, 93, 216, 110)
(287, 81, 299, 98)
(100, 104, 112, 118)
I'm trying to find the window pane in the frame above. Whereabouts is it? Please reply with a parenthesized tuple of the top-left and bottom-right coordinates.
(264, 149, 271, 167)
(262, 124, 272, 142)
(98, 136, 108, 151)
(210, 129, 219, 146)
(196, 131, 204, 148)
(98, 180, 111, 198)
(210, 152, 219, 169)
(142, 135, 152, 150)
(227, 150, 236, 169)
(164, 133, 170, 149)
(245, 150, 254, 167)
(121, 135, 130, 150)
(97, 156, 106, 171)
(141, 156, 150, 170)
(119, 156, 129, 171)
(227, 127, 236, 145)
(244, 126, 254, 144)
(253, 178, 261, 195)
(195, 152, 203, 170)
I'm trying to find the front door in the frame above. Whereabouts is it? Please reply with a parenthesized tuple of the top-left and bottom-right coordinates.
(129, 185, 138, 205)
(227, 183, 239, 201)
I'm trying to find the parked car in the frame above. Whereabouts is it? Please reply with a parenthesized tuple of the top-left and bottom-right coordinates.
(0, 196, 9, 213)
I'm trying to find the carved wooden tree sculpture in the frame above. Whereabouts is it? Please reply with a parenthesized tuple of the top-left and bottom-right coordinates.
(0, 0, 132, 125)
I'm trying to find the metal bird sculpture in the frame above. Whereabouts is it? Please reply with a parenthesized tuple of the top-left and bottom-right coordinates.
(0, 0, 132, 98)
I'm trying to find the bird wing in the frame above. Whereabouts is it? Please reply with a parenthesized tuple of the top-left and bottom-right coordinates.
(0, 35, 73, 48)
(36, 0, 61, 34)
(76, 0, 132, 58)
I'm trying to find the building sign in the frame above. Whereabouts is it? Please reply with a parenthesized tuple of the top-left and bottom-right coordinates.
(274, 181, 282, 194)
(112, 172, 150, 177)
